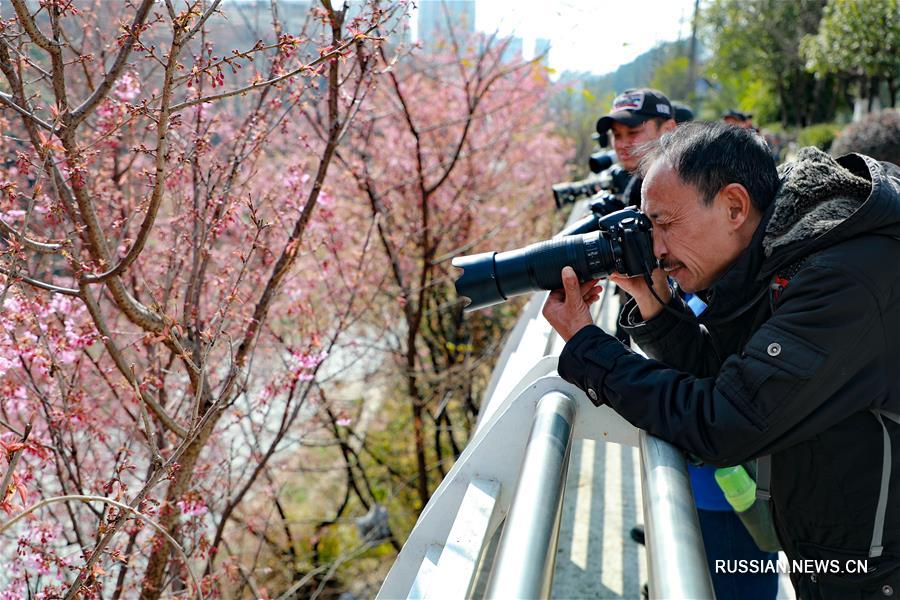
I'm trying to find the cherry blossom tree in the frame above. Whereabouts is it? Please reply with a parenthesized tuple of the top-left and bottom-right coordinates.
(0, 0, 406, 597)
(0, 0, 571, 596)
(332, 26, 570, 512)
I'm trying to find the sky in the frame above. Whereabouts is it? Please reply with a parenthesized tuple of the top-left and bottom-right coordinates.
(413, 0, 698, 76)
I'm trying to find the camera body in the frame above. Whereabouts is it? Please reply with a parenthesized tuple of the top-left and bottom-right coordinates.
(597, 164, 631, 194)
(556, 194, 629, 236)
(452, 208, 657, 312)
(594, 209, 656, 276)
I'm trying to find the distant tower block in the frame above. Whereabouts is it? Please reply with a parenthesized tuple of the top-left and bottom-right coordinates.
(502, 37, 523, 63)
(535, 38, 551, 66)
(418, 0, 476, 50)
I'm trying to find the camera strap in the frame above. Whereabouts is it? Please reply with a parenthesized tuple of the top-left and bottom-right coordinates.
(755, 456, 772, 501)
(641, 270, 771, 328)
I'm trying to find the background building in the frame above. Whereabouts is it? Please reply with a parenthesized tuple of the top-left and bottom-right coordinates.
(535, 37, 552, 66)
(417, 0, 476, 49)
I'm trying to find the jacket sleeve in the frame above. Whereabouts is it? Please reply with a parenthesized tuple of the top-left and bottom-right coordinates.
(558, 264, 883, 465)
(619, 294, 724, 377)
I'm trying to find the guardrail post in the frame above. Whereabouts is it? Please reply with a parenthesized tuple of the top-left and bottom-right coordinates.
(640, 430, 715, 598)
(485, 391, 576, 598)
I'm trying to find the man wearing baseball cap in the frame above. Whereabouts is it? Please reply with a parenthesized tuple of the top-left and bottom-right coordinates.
(597, 88, 676, 172)
(596, 88, 677, 208)
(597, 89, 681, 346)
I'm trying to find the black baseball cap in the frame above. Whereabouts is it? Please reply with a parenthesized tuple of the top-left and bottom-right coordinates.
(723, 109, 752, 121)
(672, 101, 694, 123)
(596, 88, 674, 135)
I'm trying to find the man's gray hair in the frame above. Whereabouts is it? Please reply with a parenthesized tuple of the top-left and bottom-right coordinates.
(639, 121, 779, 212)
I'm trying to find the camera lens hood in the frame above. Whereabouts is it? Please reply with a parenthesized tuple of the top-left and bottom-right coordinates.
(451, 252, 505, 311)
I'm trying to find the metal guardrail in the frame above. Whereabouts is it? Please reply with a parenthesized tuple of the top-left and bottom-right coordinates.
(640, 431, 715, 598)
(485, 391, 576, 598)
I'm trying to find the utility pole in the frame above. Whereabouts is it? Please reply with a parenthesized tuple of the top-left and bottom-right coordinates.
(687, 0, 700, 100)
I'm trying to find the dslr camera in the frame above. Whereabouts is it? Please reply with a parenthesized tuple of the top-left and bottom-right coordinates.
(452, 208, 657, 312)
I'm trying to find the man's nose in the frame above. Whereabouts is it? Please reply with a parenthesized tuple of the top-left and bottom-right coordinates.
(652, 232, 667, 260)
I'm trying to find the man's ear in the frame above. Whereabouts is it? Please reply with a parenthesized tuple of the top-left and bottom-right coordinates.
(719, 183, 752, 228)
(660, 118, 677, 133)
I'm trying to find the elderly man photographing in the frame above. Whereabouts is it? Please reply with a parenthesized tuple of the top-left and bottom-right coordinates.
(543, 121, 900, 598)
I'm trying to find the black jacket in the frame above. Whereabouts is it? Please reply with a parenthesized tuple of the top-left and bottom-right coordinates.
(622, 173, 643, 209)
(558, 149, 900, 599)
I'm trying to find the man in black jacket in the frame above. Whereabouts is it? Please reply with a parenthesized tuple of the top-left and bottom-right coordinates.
(543, 122, 900, 598)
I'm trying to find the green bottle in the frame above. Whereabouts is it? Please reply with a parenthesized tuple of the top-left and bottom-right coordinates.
(715, 466, 757, 512)
(714, 466, 781, 552)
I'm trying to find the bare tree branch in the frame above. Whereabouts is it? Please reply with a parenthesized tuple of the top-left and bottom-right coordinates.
(81, 21, 185, 286)
(79, 284, 188, 438)
(168, 24, 378, 114)
(9, 0, 56, 52)
(68, 0, 156, 126)
(0, 421, 32, 507)
(0, 267, 80, 296)
(184, 0, 226, 40)
(0, 216, 65, 253)
(0, 91, 55, 131)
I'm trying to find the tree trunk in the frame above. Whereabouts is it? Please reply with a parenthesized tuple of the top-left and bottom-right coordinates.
(775, 77, 789, 128)
(853, 77, 869, 122)
(796, 74, 808, 127)
(827, 74, 840, 120)
(868, 76, 880, 113)
(840, 76, 855, 111)
(139, 419, 217, 599)
(434, 413, 446, 478)
(411, 397, 429, 508)
(812, 74, 828, 123)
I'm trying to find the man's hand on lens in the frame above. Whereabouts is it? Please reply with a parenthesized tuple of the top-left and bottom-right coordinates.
(542, 267, 602, 342)
(608, 268, 671, 321)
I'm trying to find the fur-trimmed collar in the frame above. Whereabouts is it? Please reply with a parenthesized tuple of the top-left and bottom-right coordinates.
(763, 147, 871, 256)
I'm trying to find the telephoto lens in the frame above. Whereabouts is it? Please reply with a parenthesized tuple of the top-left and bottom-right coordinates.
(452, 209, 657, 312)
(588, 150, 615, 174)
(551, 178, 603, 208)
(451, 233, 616, 312)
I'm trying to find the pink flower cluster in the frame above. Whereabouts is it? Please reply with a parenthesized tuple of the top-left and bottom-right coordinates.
(0, 294, 96, 381)
(177, 496, 209, 518)
(113, 72, 141, 102)
(258, 349, 328, 403)
(288, 349, 328, 383)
